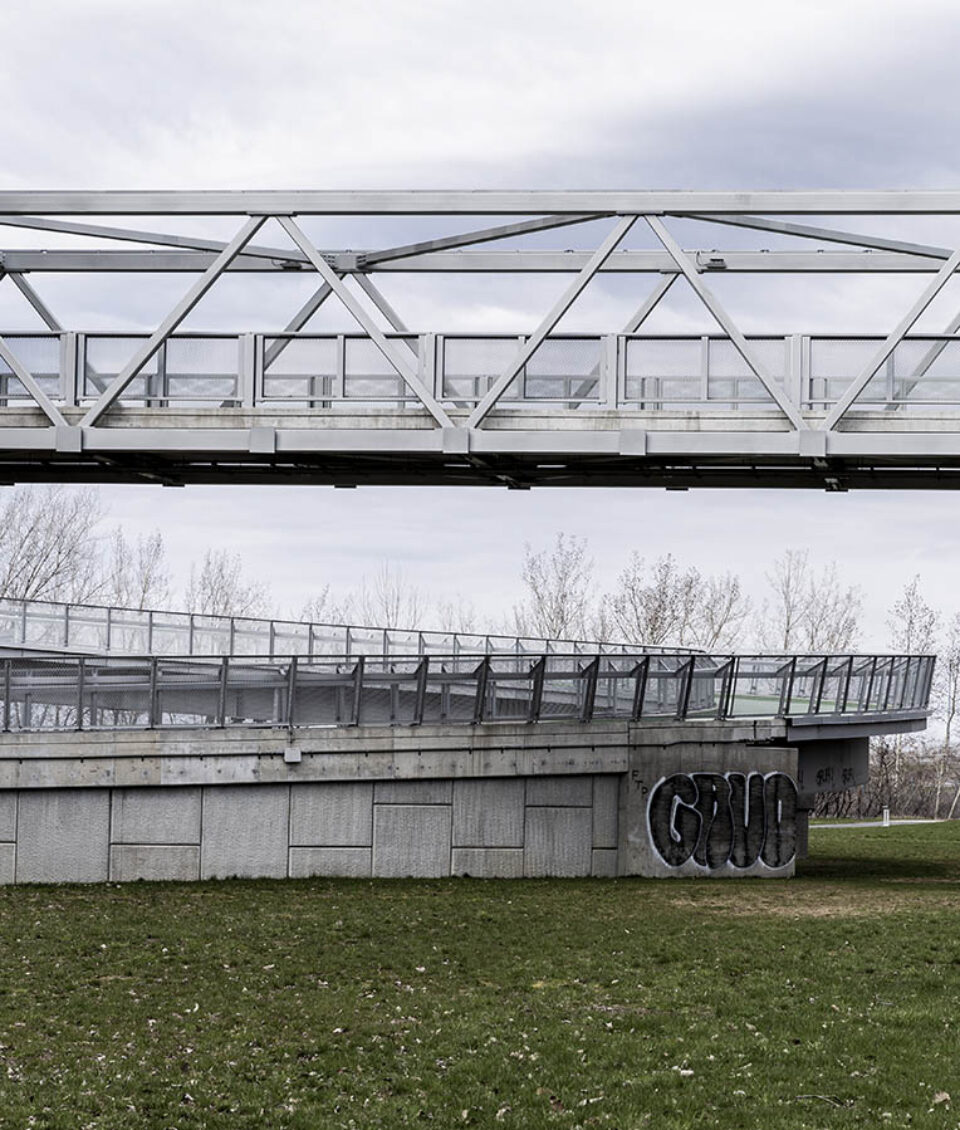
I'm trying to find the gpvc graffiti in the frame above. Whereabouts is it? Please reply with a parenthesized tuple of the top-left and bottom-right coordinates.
(648, 772, 798, 871)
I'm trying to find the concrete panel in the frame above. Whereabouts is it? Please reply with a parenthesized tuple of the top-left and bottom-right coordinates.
(452, 779, 524, 847)
(374, 780, 453, 805)
(0, 792, 15, 841)
(592, 776, 620, 848)
(525, 776, 593, 807)
(452, 848, 524, 878)
(289, 783, 373, 847)
(111, 787, 201, 845)
(17, 790, 110, 884)
(110, 845, 200, 882)
(289, 847, 372, 879)
(0, 843, 13, 884)
(200, 785, 289, 880)
(525, 807, 592, 877)
(592, 848, 618, 878)
(373, 805, 451, 878)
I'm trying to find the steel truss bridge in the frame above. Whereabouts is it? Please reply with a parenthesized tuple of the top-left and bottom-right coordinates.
(3, 192, 960, 487)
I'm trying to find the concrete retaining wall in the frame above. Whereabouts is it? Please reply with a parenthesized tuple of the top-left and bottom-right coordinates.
(0, 774, 621, 883)
(0, 717, 844, 884)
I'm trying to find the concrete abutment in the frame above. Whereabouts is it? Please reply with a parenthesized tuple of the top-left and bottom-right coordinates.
(0, 721, 898, 883)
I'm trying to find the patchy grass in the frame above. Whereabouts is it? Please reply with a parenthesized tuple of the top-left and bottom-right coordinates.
(0, 825, 959, 1128)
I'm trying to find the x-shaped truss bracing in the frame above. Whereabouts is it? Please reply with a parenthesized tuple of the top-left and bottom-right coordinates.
(2, 191, 960, 453)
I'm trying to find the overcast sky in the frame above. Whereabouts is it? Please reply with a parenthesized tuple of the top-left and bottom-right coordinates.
(2, 0, 960, 646)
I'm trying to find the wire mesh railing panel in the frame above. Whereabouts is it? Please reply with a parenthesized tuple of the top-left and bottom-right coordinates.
(343, 337, 419, 404)
(440, 337, 523, 404)
(0, 336, 61, 402)
(624, 338, 701, 407)
(523, 338, 603, 403)
(162, 337, 239, 403)
(82, 336, 157, 401)
(706, 339, 786, 407)
(261, 336, 338, 404)
(155, 660, 223, 727)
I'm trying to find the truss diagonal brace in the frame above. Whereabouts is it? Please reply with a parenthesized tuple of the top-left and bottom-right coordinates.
(646, 215, 805, 431)
(466, 215, 637, 428)
(679, 213, 951, 261)
(5, 273, 63, 331)
(824, 247, 960, 430)
(81, 216, 267, 427)
(278, 217, 453, 428)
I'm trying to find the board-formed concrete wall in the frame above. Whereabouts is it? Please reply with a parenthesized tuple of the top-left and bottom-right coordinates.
(0, 775, 622, 884)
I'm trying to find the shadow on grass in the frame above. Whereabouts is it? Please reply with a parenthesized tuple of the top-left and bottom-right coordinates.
(798, 824, 960, 883)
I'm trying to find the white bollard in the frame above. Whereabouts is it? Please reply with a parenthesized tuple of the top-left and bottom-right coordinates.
(882, 805, 891, 827)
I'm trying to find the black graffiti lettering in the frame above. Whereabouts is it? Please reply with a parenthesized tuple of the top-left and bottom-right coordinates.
(728, 772, 766, 869)
(760, 773, 798, 869)
(691, 772, 733, 870)
(648, 771, 798, 871)
(647, 773, 700, 867)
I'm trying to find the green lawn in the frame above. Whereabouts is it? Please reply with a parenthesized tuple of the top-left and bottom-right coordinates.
(1, 825, 959, 1128)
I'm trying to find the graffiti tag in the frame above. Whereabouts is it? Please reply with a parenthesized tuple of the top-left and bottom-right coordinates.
(647, 771, 798, 871)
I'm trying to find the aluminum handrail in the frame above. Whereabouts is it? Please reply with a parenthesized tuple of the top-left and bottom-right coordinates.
(0, 594, 693, 660)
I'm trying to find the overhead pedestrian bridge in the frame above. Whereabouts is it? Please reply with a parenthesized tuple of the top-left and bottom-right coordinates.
(3, 191, 960, 487)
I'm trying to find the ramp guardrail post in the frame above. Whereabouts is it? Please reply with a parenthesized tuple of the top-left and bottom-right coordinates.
(413, 657, 429, 725)
(579, 656, 600, 722)
(675, 656, 695, 721)
(76, 657, 85, 730)
(631, 657, 650, 721)
(218, 656, 230, 728)
(350, 657, 364, 726)
(473, 658, 490, 724)
(529, 656, 546, 722)
(148, 657, 159, 727)
(286, 656, 297, 730)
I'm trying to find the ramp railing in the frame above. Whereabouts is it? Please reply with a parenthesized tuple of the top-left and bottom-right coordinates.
(0, 650, 934, 733)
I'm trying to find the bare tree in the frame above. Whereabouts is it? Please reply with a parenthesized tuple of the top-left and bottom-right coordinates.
(605, 553, 748, 649)
(512, 534, 595, 640)
(887, 575, 940, 654)
(757, 550, 862, 652)
(883, 575, 940, 805)
(0, 485, 104, 602)
(298, 587, 335, 625)
(105, 528, 171, 610)
(185, 549, 271, 618)
(430, 595, 478, 635)
(337, 562, 426, 629)
(695, 573, 751, 650)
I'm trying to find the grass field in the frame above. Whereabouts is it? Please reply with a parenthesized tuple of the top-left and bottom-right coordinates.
(1, 825, 959, 1129)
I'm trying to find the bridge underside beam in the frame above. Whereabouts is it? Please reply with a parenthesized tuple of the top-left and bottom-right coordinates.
(1, 429, 960, 488)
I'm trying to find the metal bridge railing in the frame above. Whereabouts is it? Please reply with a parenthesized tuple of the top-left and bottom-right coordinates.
(5, 331, 960, 413)
(0, 595, 689, 661)
(0, 651, 934, 734)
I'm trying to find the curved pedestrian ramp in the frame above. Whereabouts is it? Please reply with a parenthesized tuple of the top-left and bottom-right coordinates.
(0, 648, 933, 732)
(0, 605, 931, 886)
